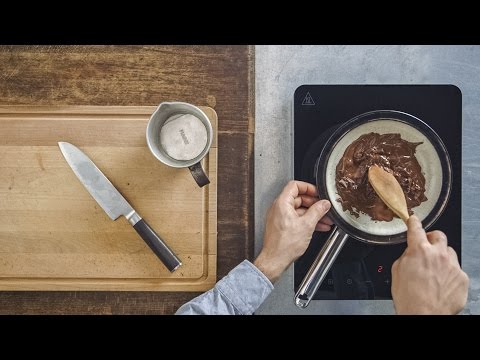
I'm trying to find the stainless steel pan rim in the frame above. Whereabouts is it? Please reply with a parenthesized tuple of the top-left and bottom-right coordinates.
(316, 109, 452, 244)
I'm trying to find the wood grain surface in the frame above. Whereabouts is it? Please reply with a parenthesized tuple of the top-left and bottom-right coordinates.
(0, 45, 254, 314)
(0, 105, 217, 291)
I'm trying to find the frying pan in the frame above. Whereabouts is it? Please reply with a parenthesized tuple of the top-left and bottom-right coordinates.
(294, 110, 452, 308)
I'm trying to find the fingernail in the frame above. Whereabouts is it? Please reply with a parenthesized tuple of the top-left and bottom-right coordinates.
(321, 200, 331, 211)
(409, 215, 419, 225)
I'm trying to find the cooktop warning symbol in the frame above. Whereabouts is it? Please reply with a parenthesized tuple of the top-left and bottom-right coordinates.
(302, 92, 315, 105)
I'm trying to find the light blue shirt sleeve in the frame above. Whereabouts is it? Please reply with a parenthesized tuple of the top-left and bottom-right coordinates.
(175, 260, 274, 315)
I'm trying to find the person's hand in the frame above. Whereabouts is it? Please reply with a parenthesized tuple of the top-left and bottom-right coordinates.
(254, 180, 332, 283)
(392, 215, 469, 315)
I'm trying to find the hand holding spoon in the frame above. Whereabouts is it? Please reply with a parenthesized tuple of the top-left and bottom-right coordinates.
(368, 165, 410, 223)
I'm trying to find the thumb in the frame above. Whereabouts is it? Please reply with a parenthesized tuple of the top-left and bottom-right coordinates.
(303, 200, 331, 228)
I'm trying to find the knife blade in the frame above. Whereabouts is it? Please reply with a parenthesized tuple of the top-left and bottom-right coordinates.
(58, 142, 182, 272)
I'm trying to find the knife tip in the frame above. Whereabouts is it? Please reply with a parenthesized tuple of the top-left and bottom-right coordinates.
(58, 142, 73, 154)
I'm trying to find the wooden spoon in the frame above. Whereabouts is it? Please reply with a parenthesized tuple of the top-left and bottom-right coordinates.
(368, 165, 410, 223)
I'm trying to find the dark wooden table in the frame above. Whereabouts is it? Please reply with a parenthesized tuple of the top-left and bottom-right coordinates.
(0, 45, 254, 314)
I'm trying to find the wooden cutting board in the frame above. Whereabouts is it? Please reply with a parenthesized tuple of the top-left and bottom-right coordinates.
(0, 106, 217, 291)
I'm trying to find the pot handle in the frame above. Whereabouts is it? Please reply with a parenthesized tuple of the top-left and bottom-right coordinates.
(188, 161, 210, 188)
(294, 226, 349, 308)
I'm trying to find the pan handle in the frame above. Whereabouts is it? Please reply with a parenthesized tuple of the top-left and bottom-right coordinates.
(294, 226, 349, 308)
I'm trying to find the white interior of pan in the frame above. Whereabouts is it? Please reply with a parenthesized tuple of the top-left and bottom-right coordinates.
(325, 119, 443, 236)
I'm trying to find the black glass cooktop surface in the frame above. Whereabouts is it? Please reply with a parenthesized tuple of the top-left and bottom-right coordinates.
(293, 85, 462, 300)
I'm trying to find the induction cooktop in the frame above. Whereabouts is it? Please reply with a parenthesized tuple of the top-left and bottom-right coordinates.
(293, 85, 462, 300)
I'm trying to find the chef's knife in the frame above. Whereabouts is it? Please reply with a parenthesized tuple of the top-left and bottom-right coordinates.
(58, 142, 182, 272)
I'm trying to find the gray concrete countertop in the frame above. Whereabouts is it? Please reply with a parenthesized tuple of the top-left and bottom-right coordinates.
(254, 45, 480, 315)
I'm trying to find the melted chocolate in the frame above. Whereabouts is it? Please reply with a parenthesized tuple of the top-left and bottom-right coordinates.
(335, 132, 427, 221)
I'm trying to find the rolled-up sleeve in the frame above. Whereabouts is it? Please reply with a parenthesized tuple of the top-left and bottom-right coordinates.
(175, 260, 274, 315)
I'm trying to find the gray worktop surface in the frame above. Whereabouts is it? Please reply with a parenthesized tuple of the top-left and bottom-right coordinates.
(254, 45, 480, 315)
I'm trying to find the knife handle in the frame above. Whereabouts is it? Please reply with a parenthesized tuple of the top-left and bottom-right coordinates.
(133, 219, 182, 272)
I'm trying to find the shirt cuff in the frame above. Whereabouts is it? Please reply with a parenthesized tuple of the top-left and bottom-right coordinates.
(216, 260, 274, 315)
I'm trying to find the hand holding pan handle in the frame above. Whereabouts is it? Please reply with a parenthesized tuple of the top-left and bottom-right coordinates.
(294, 227, 349, 308)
